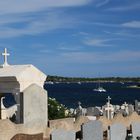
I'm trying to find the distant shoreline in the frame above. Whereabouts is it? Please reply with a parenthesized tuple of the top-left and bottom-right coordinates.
(127, 85, 140, 88)
(46, 75, 140, 83)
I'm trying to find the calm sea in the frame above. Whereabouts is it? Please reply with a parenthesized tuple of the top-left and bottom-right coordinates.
(44, 82, 140, 108)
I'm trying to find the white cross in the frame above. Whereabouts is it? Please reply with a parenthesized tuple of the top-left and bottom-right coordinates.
(107, 96, 111, 104)
(78, 101, 81, 106)
(124, 102, 127, 107)
(2, 48, 10, 66)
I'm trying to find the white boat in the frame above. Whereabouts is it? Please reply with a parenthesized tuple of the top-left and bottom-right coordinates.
(120, 82, 124, 84)
(77, 82, 81, 85)
(46, 81, 54, 85)
(94, 81, 106, 92)
(94, 87, 106, 92)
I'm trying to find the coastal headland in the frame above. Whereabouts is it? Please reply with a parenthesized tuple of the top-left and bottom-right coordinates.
(46, 75, 140, 83)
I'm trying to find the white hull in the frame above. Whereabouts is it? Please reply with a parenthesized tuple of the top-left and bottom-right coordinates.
(94, 87, 106, 92)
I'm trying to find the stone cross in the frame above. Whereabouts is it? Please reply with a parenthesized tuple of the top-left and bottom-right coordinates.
(2, 48, 10, 66)
(124, 102, 128, 107)
(105, 96, 113, 120)
(107, 96, 111, 104)
(78, 101, 82, 110)
(78, 101, 81, 106)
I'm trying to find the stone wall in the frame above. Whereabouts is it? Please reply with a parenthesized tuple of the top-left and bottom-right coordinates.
(49, 118, 75, 130)
(0, 120, 50, 140)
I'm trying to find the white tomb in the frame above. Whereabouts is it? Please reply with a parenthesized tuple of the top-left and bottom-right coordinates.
(0, 48, 48, 126)
(0, 64, 46, 93)
(103, 96, 114, 120)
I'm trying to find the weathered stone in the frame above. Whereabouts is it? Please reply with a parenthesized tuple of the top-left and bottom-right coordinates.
(131, 122, 140, 139)
(0, 119, 50, 140)
(0, 49, 48, 140)
(0, 63, 48, 125)
(82, 120, 103, 140)
(49, 118, 75, 130)
(109, 123, 126, 140)
(22, 84, 48, 127)
(87, 107, 101, 116)
(51, 129, 75, 140)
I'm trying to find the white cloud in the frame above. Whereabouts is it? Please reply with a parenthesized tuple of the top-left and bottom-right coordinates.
(0, 0, 93, 38)
(96, 0, 110, 7)
(60, 50, 140, 64)
(107, 3, 140, 11)
(122, 21, 140, 28)
(0, 15, 33, 25)
(83, 38, 113, 47)
(0, 0, 92, 15)
(59, 46, 83, 52)
(0, 11, 77, 38)
(105, 30, 140, 38)
(89, 22, 119, 28)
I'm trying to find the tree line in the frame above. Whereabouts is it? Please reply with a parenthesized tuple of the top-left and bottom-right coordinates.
(46, 75, 140, 83)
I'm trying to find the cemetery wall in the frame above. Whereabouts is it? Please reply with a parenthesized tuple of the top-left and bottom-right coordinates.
(1, 113, 140, 140)
(49, 118, 75, 130)
(0, 120, 50, 140)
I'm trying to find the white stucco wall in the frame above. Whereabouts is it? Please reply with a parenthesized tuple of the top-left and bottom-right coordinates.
(0, 65, 46, 93)
(18, 65, 46, 92)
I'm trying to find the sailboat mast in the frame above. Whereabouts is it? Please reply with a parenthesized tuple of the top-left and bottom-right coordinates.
(98, 79, 100, 88)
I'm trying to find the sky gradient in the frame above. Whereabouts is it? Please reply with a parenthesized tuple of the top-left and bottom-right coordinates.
(0, 0, 140, 77)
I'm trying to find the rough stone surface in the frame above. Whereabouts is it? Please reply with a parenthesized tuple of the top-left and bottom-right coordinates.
(109, 123, 126, 140)
(11, 133, 43, 140)
(131, 122, 140, 139)
(98, 112, 140, 131)
(82, 120, 103, 140)
(87, 107, 100, 116)
(49, 118, 75, 130)
(51, 129, 75, 140)
(0, 119, 50, 140)
(23, 84, 48, 127)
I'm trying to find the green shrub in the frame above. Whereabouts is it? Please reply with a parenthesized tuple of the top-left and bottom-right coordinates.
(48, 97, 68, 120)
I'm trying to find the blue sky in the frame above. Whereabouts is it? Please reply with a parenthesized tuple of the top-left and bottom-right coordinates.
(0, 0, 140, 77)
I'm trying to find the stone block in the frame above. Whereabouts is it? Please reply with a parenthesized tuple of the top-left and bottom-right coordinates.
(22, 84, 48, 127)
(51, 129, 75, 140)
(131, 122, 140, 140)
(82, 120, 103, 140)
(109, 123, 126, 140)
